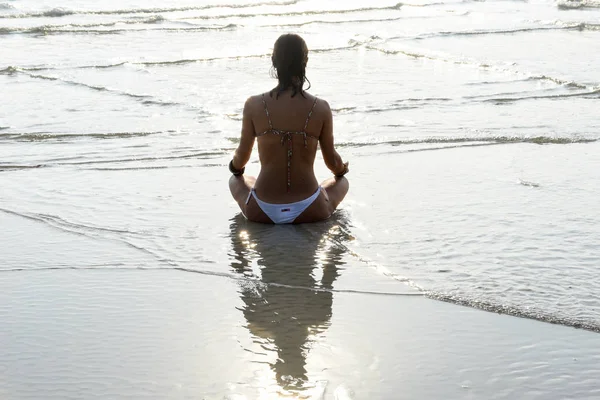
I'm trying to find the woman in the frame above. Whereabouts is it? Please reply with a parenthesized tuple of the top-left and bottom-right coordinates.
(228, 34, 349, 224)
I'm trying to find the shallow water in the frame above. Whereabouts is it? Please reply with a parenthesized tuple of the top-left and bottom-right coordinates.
(1, 0, 600, 396)
(3, 268, 600, 399)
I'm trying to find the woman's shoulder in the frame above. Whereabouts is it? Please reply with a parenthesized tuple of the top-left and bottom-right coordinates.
(245, 93, 267, 105)
(242, 93, 268, 116)
(307, 93, 332, 117)
(244, 92, 277, 109)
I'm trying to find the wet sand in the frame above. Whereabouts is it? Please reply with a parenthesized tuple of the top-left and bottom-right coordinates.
(2, 267, 599, 399)
(2, 143, 600, 398)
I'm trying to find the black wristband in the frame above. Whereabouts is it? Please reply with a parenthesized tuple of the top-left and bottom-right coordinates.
(335, 162, 349, 178)
(229, 159, 245, 176)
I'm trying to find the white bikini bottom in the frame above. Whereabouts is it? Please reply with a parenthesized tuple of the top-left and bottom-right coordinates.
(245, 187, 322, 224)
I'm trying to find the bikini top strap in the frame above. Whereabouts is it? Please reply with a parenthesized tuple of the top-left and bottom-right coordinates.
(261, 93, 273, 131)
(303, 97, 318, 133)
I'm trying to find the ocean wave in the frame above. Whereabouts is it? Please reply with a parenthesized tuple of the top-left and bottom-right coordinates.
(0, 264, 424, 296)
(366, 44, 440, 60)
(44, 7, 73, 17)
(0, 2, 15, 10)
(0, 146, 228, 166)
(0, 20, 238, 36)
(0, 22, 114, 35)
(428, 291, 600, 332)
(132, 43, 356, 67)
(364, 45, 597, 90)
(331, 106, 358, 113)
(4, 41, 360, 72)
(6, 133, 595, 147)
(557, 0, 600, 9)
(385, 21, 600, 42)
(0, 208, 140, 235)
(136, 52, 269, 67)
(337, 136, 598, 148)
(68, 23, 237, 35)
(0, 131, 167, 142)
(18, 53, 270, 71)
(0, 65, 18, 74)
(0, 164, 43, 171)
(312, 42, 363, 53)
(85, 165, 192, 171)
(183, 2, 403, 20)
(0, 208, 165, 263)
(359, 97, 451, 112)
(518, 179, 541, 188)
(577, 22, 600, 30)
(367, 42, 487, 68)
(57, 151, 229, 166)
(0, 7, 76, 18)
(0, 0, 299, 19)
(526, 75, 588, 89)
(264, 16, 405, 28)
(484, 88, 600, 103)
(11, 69, 200, 109)
(25, 71, 139, 94)
(415, 24, 583, 39)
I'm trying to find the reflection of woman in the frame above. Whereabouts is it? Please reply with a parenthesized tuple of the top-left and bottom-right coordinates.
(228, 214, 351, 390)
(228, 33, 349, 224)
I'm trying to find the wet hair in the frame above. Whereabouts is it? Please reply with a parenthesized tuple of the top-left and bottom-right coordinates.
(270, 34, 311, 98)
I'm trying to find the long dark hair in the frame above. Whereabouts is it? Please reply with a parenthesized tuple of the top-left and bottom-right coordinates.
(270, 34, 311, 99)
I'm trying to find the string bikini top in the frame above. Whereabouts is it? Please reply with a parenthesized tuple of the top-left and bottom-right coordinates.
(256, 93, 319, 192)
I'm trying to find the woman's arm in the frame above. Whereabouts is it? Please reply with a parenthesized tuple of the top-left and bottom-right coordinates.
(231, 97, 256, 171)
(319, 100, 348, 176)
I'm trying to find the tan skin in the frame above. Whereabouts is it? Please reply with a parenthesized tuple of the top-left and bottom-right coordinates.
(229, 86, 349, 224)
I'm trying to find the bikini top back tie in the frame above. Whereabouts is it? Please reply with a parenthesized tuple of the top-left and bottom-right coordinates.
(256, 93, 319, 192)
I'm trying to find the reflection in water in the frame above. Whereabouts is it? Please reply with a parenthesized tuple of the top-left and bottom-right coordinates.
(228, 213, 352, 394)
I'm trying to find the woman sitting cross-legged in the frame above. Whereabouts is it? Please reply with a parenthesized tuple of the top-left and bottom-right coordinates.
(228, 33, 349, 224)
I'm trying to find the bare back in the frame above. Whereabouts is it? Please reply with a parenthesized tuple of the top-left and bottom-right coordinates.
(251, 91, 324, 203)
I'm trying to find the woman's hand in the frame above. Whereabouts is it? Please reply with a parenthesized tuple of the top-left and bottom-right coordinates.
(334, 161, 349, 177)
(229, 159, 245, 176)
